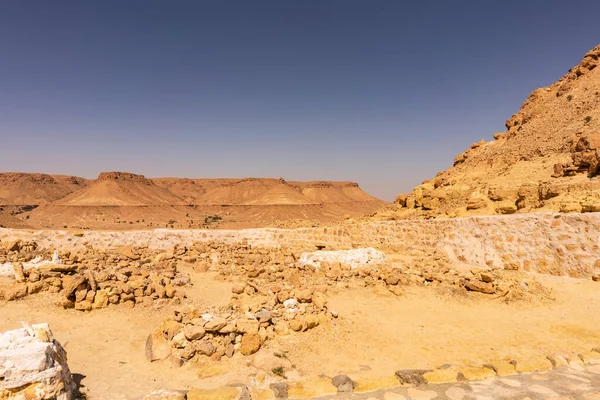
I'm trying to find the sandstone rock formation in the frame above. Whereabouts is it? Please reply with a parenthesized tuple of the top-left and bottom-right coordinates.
(0, 172, 385, 229)
(375, 44, 600, 220)
(0, 323, 76, 400)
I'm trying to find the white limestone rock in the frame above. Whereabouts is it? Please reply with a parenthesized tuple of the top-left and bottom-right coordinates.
(0, 323, 76, 400)
(299, 247, 386, 270)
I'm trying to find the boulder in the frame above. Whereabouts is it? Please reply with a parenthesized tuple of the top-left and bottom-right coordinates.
(145, 331, 172, 362)
(0, 323, 76, 399)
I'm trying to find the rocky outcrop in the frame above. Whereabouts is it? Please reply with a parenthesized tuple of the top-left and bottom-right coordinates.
(374, 44, 600, 220)
(0, 323, 76, 400)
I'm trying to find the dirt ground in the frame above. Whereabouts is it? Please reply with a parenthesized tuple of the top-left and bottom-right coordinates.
(1, 272, 599, 399)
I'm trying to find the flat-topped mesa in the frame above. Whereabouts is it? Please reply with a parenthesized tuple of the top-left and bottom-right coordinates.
(97, 171, 152, 184)
(0, 172, 58, 185)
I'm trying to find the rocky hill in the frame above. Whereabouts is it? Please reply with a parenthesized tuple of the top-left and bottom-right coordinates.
(1, 172, 385, 229)
(0, 173, 88, 205)
(375, 44, 600, 220)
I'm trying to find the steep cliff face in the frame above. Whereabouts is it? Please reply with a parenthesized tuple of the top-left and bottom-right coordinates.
(376, 44, 600, 220)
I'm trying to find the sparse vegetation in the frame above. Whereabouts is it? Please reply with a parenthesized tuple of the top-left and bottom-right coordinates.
(204, 215, 222, 224)
(271, 366, 286, 378)
(585, 115, 592, 124)
(567, 94, 573, 101)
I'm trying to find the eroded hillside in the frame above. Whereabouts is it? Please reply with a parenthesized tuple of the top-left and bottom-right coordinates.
(375, 44, 600, 220)
(1, 172, 385, 229)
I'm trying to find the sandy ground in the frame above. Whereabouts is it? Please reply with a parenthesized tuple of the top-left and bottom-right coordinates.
(1, 273, 599, 399)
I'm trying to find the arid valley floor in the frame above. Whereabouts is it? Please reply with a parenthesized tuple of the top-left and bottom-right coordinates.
(2, 44, 600, 400)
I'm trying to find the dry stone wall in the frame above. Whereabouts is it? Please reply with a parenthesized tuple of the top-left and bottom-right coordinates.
(1, 212, 599, 278)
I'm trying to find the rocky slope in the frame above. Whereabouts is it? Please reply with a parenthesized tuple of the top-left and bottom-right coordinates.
(375, 44, 600, 220)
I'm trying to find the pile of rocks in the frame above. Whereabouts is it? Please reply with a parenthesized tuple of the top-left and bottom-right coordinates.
(0, 322, 76, 400)
(553, 132, 600, 177)
(0, 244, 190, 310)
(147, 289, 332, 366)
(298, 247, 386, 270)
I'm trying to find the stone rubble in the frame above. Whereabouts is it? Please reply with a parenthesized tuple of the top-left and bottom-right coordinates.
(298, 247, 386, 270)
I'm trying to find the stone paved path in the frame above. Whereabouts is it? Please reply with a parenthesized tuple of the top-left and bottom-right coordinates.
(309, 364, 600, 400)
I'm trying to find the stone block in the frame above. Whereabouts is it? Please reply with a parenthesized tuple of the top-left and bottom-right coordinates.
(287, 378, 337, 398)
(483, 360, 516, 377)
(456, 365, 496, 381)
(513, 357, 554, 373)
(187, 386, 241, 400)
(353, 375, 402, 393)
(422, 367, 459, 384)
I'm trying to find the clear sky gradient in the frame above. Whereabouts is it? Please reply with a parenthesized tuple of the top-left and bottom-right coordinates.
(1, 1, 600, 200)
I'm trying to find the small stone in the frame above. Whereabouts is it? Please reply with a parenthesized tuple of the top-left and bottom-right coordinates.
(62, 274, 86, 297)
(255, 309, 272, 323)
(5, 284, 28, 301)
(480, 272, 493, 283)
(332, 374, 355, 393)
(204, 317, 227, 332)
(194, 340, 215, 356)
(465, 280, 495, 294)
(232, 284, 245, 294)
(289, 320, 303, 332)
(92, 290, 109, 309)
(296, 289, 312, 303)
(240, 333, 261, 356)
(236, 319, 260, 334)
(305, 315, 319, 329)
(270, 382, 289, 398)
(74, 300, 92, 311)
(183, 325, 206, 340)
(12, 262, 25, 282)
(171, 331, 188, 348)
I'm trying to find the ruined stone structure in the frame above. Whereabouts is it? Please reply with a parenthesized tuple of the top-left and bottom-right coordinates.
(1, 212, 599, 279)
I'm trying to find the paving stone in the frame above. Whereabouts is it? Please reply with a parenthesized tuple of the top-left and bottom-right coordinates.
(444, 386, 466, 400)
(483, 360, 516, 377)
(579, 351, 600, 364)
(557, 372, 591, 383)
(587, 364, 600, 375)
(406, 388, 437, 400)
(287, 378, 337, 398)
(528, 384, 559, 397)
(353, 376, 401, 393)
(513, 357, 554, 373)
(422, 367, 458, 384)
(383, 392, 407, 400)
(498, 378, 522, 387)
(187, 386, 241, 400)
(547, 355, 569, 368)
(456, 366, 496, 381)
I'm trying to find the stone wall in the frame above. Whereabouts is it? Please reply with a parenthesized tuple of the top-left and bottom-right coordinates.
(1, 212, 599, 278)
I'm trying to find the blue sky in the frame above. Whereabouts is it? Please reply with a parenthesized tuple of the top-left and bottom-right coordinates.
(1, 0, 599, 200)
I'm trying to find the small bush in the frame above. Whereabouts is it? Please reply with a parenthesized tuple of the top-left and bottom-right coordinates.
(585, 116, 592, 124)
(567, 94, 573, 101)
(272, 367, 285, 378)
